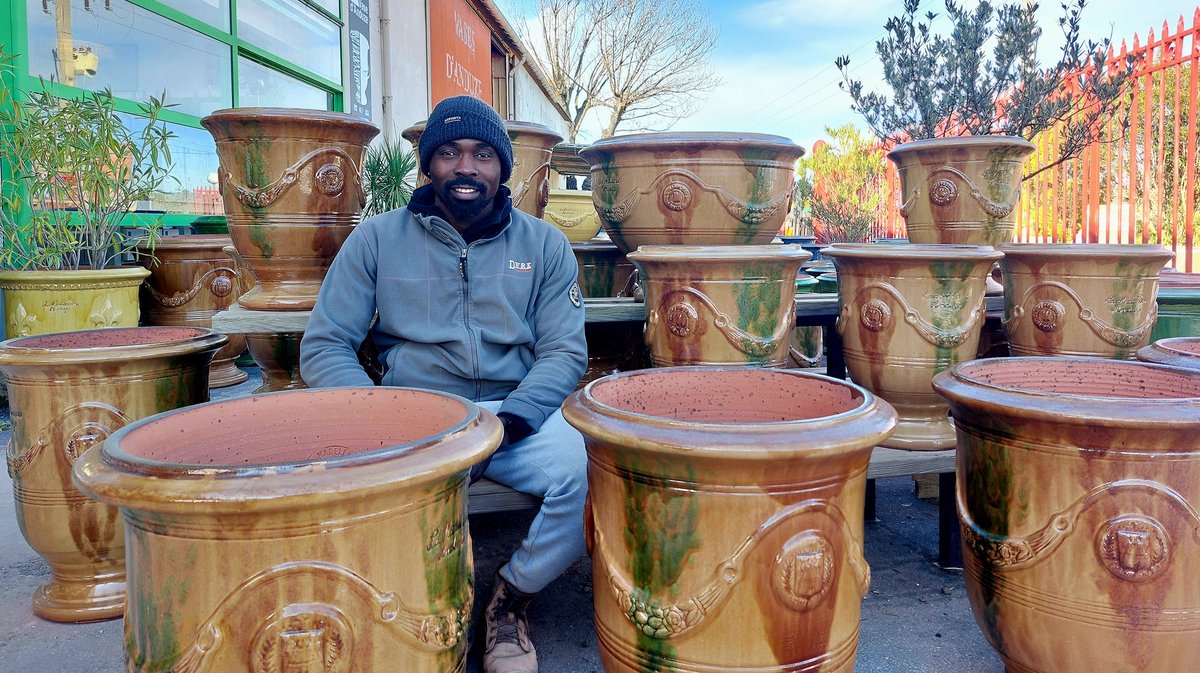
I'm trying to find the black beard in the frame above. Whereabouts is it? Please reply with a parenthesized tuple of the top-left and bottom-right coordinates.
(436, 177, 493, 222)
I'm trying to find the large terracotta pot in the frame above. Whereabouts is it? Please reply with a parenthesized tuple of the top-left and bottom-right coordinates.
(0, 267, 150, 337)
(562, 367, 897, 673)
(628, 245, 811, 367)
(886, 136, 1035, 247)
(999, 244, 1173, 359)
(579, 132, 805, 254)
(573, 240, 636, 298)
(1149, 272, 1200, 341)
(73, 387, 502, 673)
(1137, 336, 1200, 371)
(201, 108, 380, 311)
(825, 244, 1002, 450)
(932, 357, 1200, 673)
(139, 235, 247, 387)
(246, 332, 306, 393)
(544, 189, 603, 242)
(0, 326, 226, 622)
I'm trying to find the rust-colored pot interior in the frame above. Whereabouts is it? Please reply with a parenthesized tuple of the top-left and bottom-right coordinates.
(1157, 338, 1200, 356)
(106, 388, 471, 470)
(6, 326, 208, 350)
(953, 358, 1200, 399)
(588, 368, 865, 423)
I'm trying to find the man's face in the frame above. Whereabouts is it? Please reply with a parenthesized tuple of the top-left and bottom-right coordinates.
(428, 139, 503, 229)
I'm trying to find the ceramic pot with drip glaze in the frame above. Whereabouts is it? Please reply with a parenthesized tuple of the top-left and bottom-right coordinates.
(573, 240, 636, 299)
(245, 332, 307, 393)
(887, 136, 1035, 247)
(0, 267, 150, 338)
(139, 235, 248, 387)
(562, 367, 897, 673)
(824, 244, 1002, 450)
(579, 132, 805, 254)
(201, 108, 380, 311)
(0, 326, 226, 622)
(789, 274, 822, 368)
(545, 189, 603, 242)
(932, 357, 1200, 673)
(999, 244, 1174, 359)
(73, 387, 502, 673)
(628, 245, 811, 367)
(1137, 336, 1200, 371)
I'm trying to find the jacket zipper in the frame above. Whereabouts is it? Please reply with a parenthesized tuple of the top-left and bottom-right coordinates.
(459, 246, 483, 399)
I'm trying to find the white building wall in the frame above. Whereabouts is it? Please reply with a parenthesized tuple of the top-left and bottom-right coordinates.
(512, 64, 568, 137)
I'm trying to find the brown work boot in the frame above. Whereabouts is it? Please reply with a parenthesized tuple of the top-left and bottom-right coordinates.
(483, 575, 537, 673)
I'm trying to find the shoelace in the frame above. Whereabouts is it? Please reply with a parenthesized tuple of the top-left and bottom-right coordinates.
(492, 612, 522, 645)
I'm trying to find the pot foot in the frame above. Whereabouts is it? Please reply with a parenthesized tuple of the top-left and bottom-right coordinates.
(32, 567, 126, 623)
(877, 413, 956, 451)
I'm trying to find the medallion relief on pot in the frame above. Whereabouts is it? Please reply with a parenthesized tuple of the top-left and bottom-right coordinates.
(1007, 282, 1158, 348)
(772, 530, 836, 612)
(1097, 514, 1169, 583)
(599, 169, 787, 226)
(222, 148, 362, 209)
(251, 606, 353, 673)
(142, 267, 239, 308)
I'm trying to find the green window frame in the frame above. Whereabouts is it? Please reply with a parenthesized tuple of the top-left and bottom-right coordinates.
(1, 0, 347, 224)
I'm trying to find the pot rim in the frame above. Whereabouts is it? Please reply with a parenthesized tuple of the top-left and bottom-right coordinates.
(628, 244, 811, 262)
(564, 366, 897, 457)
(137, 234, 234, 251)
(504, 119, 565, 142)
(824, 243, 1003, 261)
(997, 243, 1175, 261)
(886, 135, 1036, 159)
(0, 266, 151, 286)
(201, 107, 376, 129)
(933, 356, 1200, 427)
(579, 131, 804, 161)
(1139, 337, 1200, 361)
(0, 326, 227, 367)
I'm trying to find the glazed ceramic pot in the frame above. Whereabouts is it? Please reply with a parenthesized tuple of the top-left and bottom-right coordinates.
(887, 136, 1035, 247)
(562, 367, 897, 673)
(545, 189, 603, 242)
(999, 244, 1174, 359)
(628, 245, 811, 367)
(574, 241, 636, 298)
(932, 357, 1200, 673)
(1149, 272, 1200, 341)
(825, 244, 1002, 450)
(790, 275, 822, 368)
(73, 387, 502, 673)
(201, 108, 380, 311)
(815, 272, 838, 294)
(0, 268, 150, 338)
(1137, 337, 1200, 371)
(246, 332, 306, 393)
(579, 132, 805, 254)
(190, 215, 229, 235)
(139, 235, 247, 387)
(0, 326, 226, 622)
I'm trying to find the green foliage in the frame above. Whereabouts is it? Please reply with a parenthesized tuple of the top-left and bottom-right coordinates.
(795, 124, 885, 244)
(361, 138, 417, 218)
(837, 0, 1135, 177)
(0, 48, 176, 270)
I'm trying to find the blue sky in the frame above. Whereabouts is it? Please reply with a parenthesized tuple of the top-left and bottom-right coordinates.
(499, 0, 1192, 150)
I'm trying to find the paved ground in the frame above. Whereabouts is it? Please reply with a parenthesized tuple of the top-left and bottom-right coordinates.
(0, 368, 1003, 673)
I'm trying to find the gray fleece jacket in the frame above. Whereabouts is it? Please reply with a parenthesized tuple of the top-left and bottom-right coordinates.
(299, 200, 587, 432)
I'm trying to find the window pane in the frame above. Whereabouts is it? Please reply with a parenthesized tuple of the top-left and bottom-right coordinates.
(26, 0, 233, 118)
(115, 114, 221, 215)
(309, 0, 338, 18)
(236, 0, 340, 84)
(156, 0, 231, 32)
(238, 57, 331, 110)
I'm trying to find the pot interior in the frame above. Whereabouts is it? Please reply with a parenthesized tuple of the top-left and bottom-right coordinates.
(8, 326, 207, 350)
(589, 368, 865, 423)
(955, 357, 1200, 399)
(110, 388, 471, 468)
(1158, 338, 1200, 356)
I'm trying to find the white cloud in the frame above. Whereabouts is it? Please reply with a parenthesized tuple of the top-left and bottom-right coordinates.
(736, 0, 904, 30)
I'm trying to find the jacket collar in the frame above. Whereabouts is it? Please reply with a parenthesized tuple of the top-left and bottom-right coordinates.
(407, 183, 513, 244)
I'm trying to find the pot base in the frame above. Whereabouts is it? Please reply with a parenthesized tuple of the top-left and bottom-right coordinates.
(209, 358, 249, 387)
(236, 285, 319, 311)
(877, 412, 956, 451)
(32, 565, 125, 623)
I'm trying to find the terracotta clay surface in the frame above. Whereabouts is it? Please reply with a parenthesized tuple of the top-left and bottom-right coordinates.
(1137, 336, 1200, 371)
(0, 267, 149, 338)
(825, 244, 1002, 450)
(999, 244, 1173, 359)
(932, 357, 1200, 673)
(245, 332, 306, 393)
(886, 136, 1035, 247)
(628, 245, 811, 367)
(201, 108, 380, 311)
(73, 387, 502, 673)
(579, 132, 805, 254)
(545, 189, 603, 242)
(573, 241, 636, 299)
(562, 367, 897, 673)
(0, 326, 226, 622)
(140, 235, 247, 387)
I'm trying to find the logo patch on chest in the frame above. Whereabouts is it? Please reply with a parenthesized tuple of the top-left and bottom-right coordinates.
(508, 260, 533, 272)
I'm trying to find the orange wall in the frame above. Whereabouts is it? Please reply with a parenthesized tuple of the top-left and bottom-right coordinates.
(429, 0, 492, 105)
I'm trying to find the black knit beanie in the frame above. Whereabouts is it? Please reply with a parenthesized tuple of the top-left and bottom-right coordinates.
(418, 96, 513, 184)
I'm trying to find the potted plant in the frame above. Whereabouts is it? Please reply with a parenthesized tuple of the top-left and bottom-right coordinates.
(836, 0, 1134, 246)
(362, 137, 417, 218)
(0, 49, 176, 337)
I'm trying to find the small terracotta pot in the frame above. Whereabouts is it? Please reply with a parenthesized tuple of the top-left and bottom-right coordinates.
(544, 189, 603, 242)
(932, 357, 1200, 673)
(1137, 336, 1200, 371)
(562, 367, 896, 673)
(246, 332, 306, 393)
(628, 245, 811, 367)
(579, 132, 805, 254)
(0, 267, 150, 337)
(73, 387, 502, 673)
(573, 240, 636, 298)
(1150, 272, 1200, 341)
(999, 244, 1174, 359)
(0, 326, 226, 622)
(139, 235, 247, 387)
(201, 108, 380, 311)
(887, 136, 1035, 247)
(825, 244, 1002, 450)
